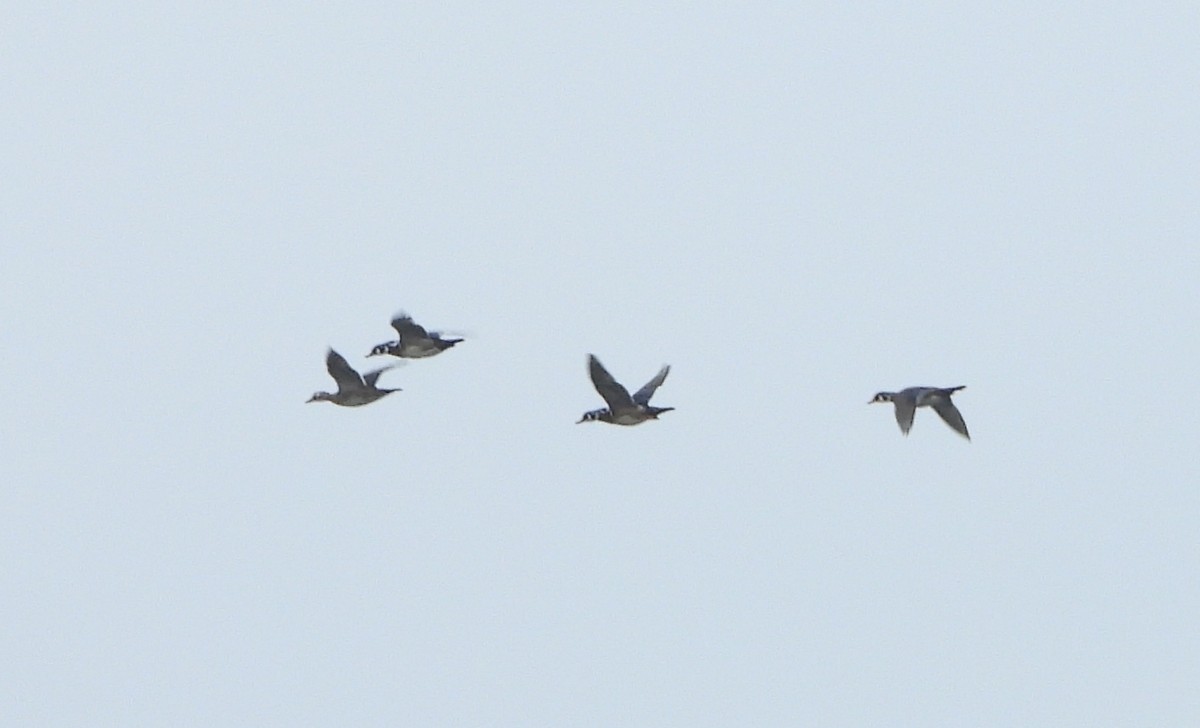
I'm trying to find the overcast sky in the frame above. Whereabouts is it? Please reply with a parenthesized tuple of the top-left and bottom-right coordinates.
(3, 3, 1197, 726)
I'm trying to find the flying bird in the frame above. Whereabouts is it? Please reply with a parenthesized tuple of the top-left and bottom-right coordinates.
(307, 349, 400, 407)
(578, 354, 674, 425)
(367, 312, 463, 359)
(869, 386, 970, 440)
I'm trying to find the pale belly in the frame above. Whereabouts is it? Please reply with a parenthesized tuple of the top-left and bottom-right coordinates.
(401, 344, 440, 358)
(612, 411, 647, 426)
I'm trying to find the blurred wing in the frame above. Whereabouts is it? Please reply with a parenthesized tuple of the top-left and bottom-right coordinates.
(632, 365, 670, 405)
(390, 313, 430, 340)
(363, 364, 398, 388)
(325, 349, 364, 391)
(893, 397, 916, 435)
(931, 399, 971, 440)
(587, 355, 635, 410)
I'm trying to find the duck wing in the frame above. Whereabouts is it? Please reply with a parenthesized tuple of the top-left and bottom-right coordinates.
(892, 395, 916, 435)
(363, 364, 399, 389)
(587, 355, 635, 411)
(632, 365, 670, 405)
(325, 349, 365, 391)
(390, 313, 431, 341)
(930, 397, 970, 440)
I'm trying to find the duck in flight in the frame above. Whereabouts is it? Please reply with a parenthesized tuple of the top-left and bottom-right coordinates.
(578, 354, 673, 425)
(367, 312, 463, 360)
(869, 386, 970, 440)
(307, 349, 400, 407)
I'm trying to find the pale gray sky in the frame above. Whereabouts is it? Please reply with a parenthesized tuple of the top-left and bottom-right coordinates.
(3, 3, 1197, 726)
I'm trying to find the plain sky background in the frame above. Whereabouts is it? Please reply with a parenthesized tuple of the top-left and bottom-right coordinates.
(2, 3, 1197, 726)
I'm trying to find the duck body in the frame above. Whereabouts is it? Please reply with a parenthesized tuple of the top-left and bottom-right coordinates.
(578, 354, 674, 426)
(368, 313, 462, 360)
(307, 349, 400, 407)
(869, 386, 969, 440)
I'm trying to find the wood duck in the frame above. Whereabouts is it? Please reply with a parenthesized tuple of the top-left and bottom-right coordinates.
(577, 354, 673, 425)
(367, 312, 462, 359)
(307, 349, 400, 406)
(869, 386, 969, 440)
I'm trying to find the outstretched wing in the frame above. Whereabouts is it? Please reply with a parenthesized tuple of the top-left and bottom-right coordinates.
(587, 354, 635, 411)
(892, 396, 916, 435)
(390, 313, 431, 340)
(325, 349, 364, 391)
(632, 365, 670, 405)
(931, 398, 970, 440)
(363, 364, 398, 388)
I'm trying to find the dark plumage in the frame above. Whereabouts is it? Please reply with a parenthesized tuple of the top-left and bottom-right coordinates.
(367, 312, 462, 360)
(869, 386, 969, 440)
(578, 354, 674, 425)
(307, 349, 400, 407)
